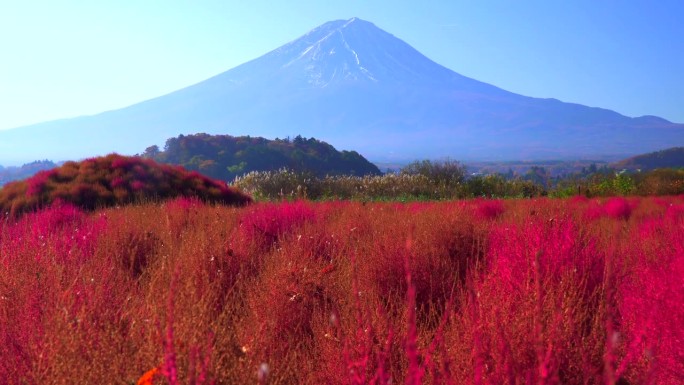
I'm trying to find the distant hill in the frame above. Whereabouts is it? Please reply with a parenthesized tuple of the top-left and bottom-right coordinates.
(0, 154, 251, 216)
(143, 134, 382, 181)
(612, 147, 684, 171)
(2, 17, 683, 164)
(0, 160, 58, 186)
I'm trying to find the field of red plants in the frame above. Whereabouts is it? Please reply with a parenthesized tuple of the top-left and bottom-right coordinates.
(1, 196, 682, 384)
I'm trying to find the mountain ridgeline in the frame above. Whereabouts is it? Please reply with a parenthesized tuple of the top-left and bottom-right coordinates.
(143, 134, 381, 181)
(612, 147, 684, 171)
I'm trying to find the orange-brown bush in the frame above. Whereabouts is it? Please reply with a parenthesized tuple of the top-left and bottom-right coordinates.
(0, 153, 251, 217)
(1, 196, 682, 384)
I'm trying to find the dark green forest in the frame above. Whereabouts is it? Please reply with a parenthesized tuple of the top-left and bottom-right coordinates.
(142, 134, 381, 181)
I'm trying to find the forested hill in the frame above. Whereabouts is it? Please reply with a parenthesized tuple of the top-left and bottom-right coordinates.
(612, 147, 684, 171)
(142, 134, 382, 181)
(0, 160, 57, 186)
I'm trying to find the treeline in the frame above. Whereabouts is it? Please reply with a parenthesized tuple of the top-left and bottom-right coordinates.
(554, 168, 684, 197)
(612, 146, 684, 171)
(234, 160, 684, 201)
(0, 160, 57, 186)
(142, 133, 381, 181)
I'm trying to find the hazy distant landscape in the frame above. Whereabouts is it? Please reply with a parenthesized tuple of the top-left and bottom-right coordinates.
(1, 18, 683, 165)
(1, 4, 683, 385)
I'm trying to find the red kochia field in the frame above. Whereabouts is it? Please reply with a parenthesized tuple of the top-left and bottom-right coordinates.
(1, 196, 682, 384)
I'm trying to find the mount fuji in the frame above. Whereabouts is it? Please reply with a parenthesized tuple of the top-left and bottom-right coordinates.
(2, 17, 683, 164)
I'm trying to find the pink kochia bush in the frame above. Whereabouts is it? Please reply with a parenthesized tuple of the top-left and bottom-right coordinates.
(0, 196, 682, 384)
(0, 153, 251, 217)
(473, 198, 506, 220)
(602, 197, 635, 220)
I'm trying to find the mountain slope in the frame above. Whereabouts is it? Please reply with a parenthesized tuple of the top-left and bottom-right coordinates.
(612, 147, 684, 171)
(1, 18, 683, 164)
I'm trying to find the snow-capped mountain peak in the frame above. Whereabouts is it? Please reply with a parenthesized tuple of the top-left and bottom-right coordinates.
(286, 30, 376, 84)
(1, 17, 682, 164)
(251, 17, 458, 87)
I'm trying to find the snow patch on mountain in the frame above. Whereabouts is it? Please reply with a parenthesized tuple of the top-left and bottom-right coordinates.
(280, 18, 379, 85)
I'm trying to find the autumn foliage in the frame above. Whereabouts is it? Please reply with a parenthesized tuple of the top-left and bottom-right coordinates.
(0, 154, 251, 216)
(0, 196, 682, 384)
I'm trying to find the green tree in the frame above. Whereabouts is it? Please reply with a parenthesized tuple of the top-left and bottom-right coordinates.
(141, 145, 160, 159)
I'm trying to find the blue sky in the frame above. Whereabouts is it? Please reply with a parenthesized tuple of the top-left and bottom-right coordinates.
(1, 0, 683, 131)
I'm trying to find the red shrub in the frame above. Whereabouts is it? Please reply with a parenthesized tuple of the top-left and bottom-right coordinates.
(236, 201, 317, 252)
(110, 176, 126, 189)
(603, 197, 634, 221)
(0, 154, 251, 217)
(474, 198, 506, 220)
(130, 180, 146, 192)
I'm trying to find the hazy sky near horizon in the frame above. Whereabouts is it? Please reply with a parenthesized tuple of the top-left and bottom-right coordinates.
(1, 0, 683, 131)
